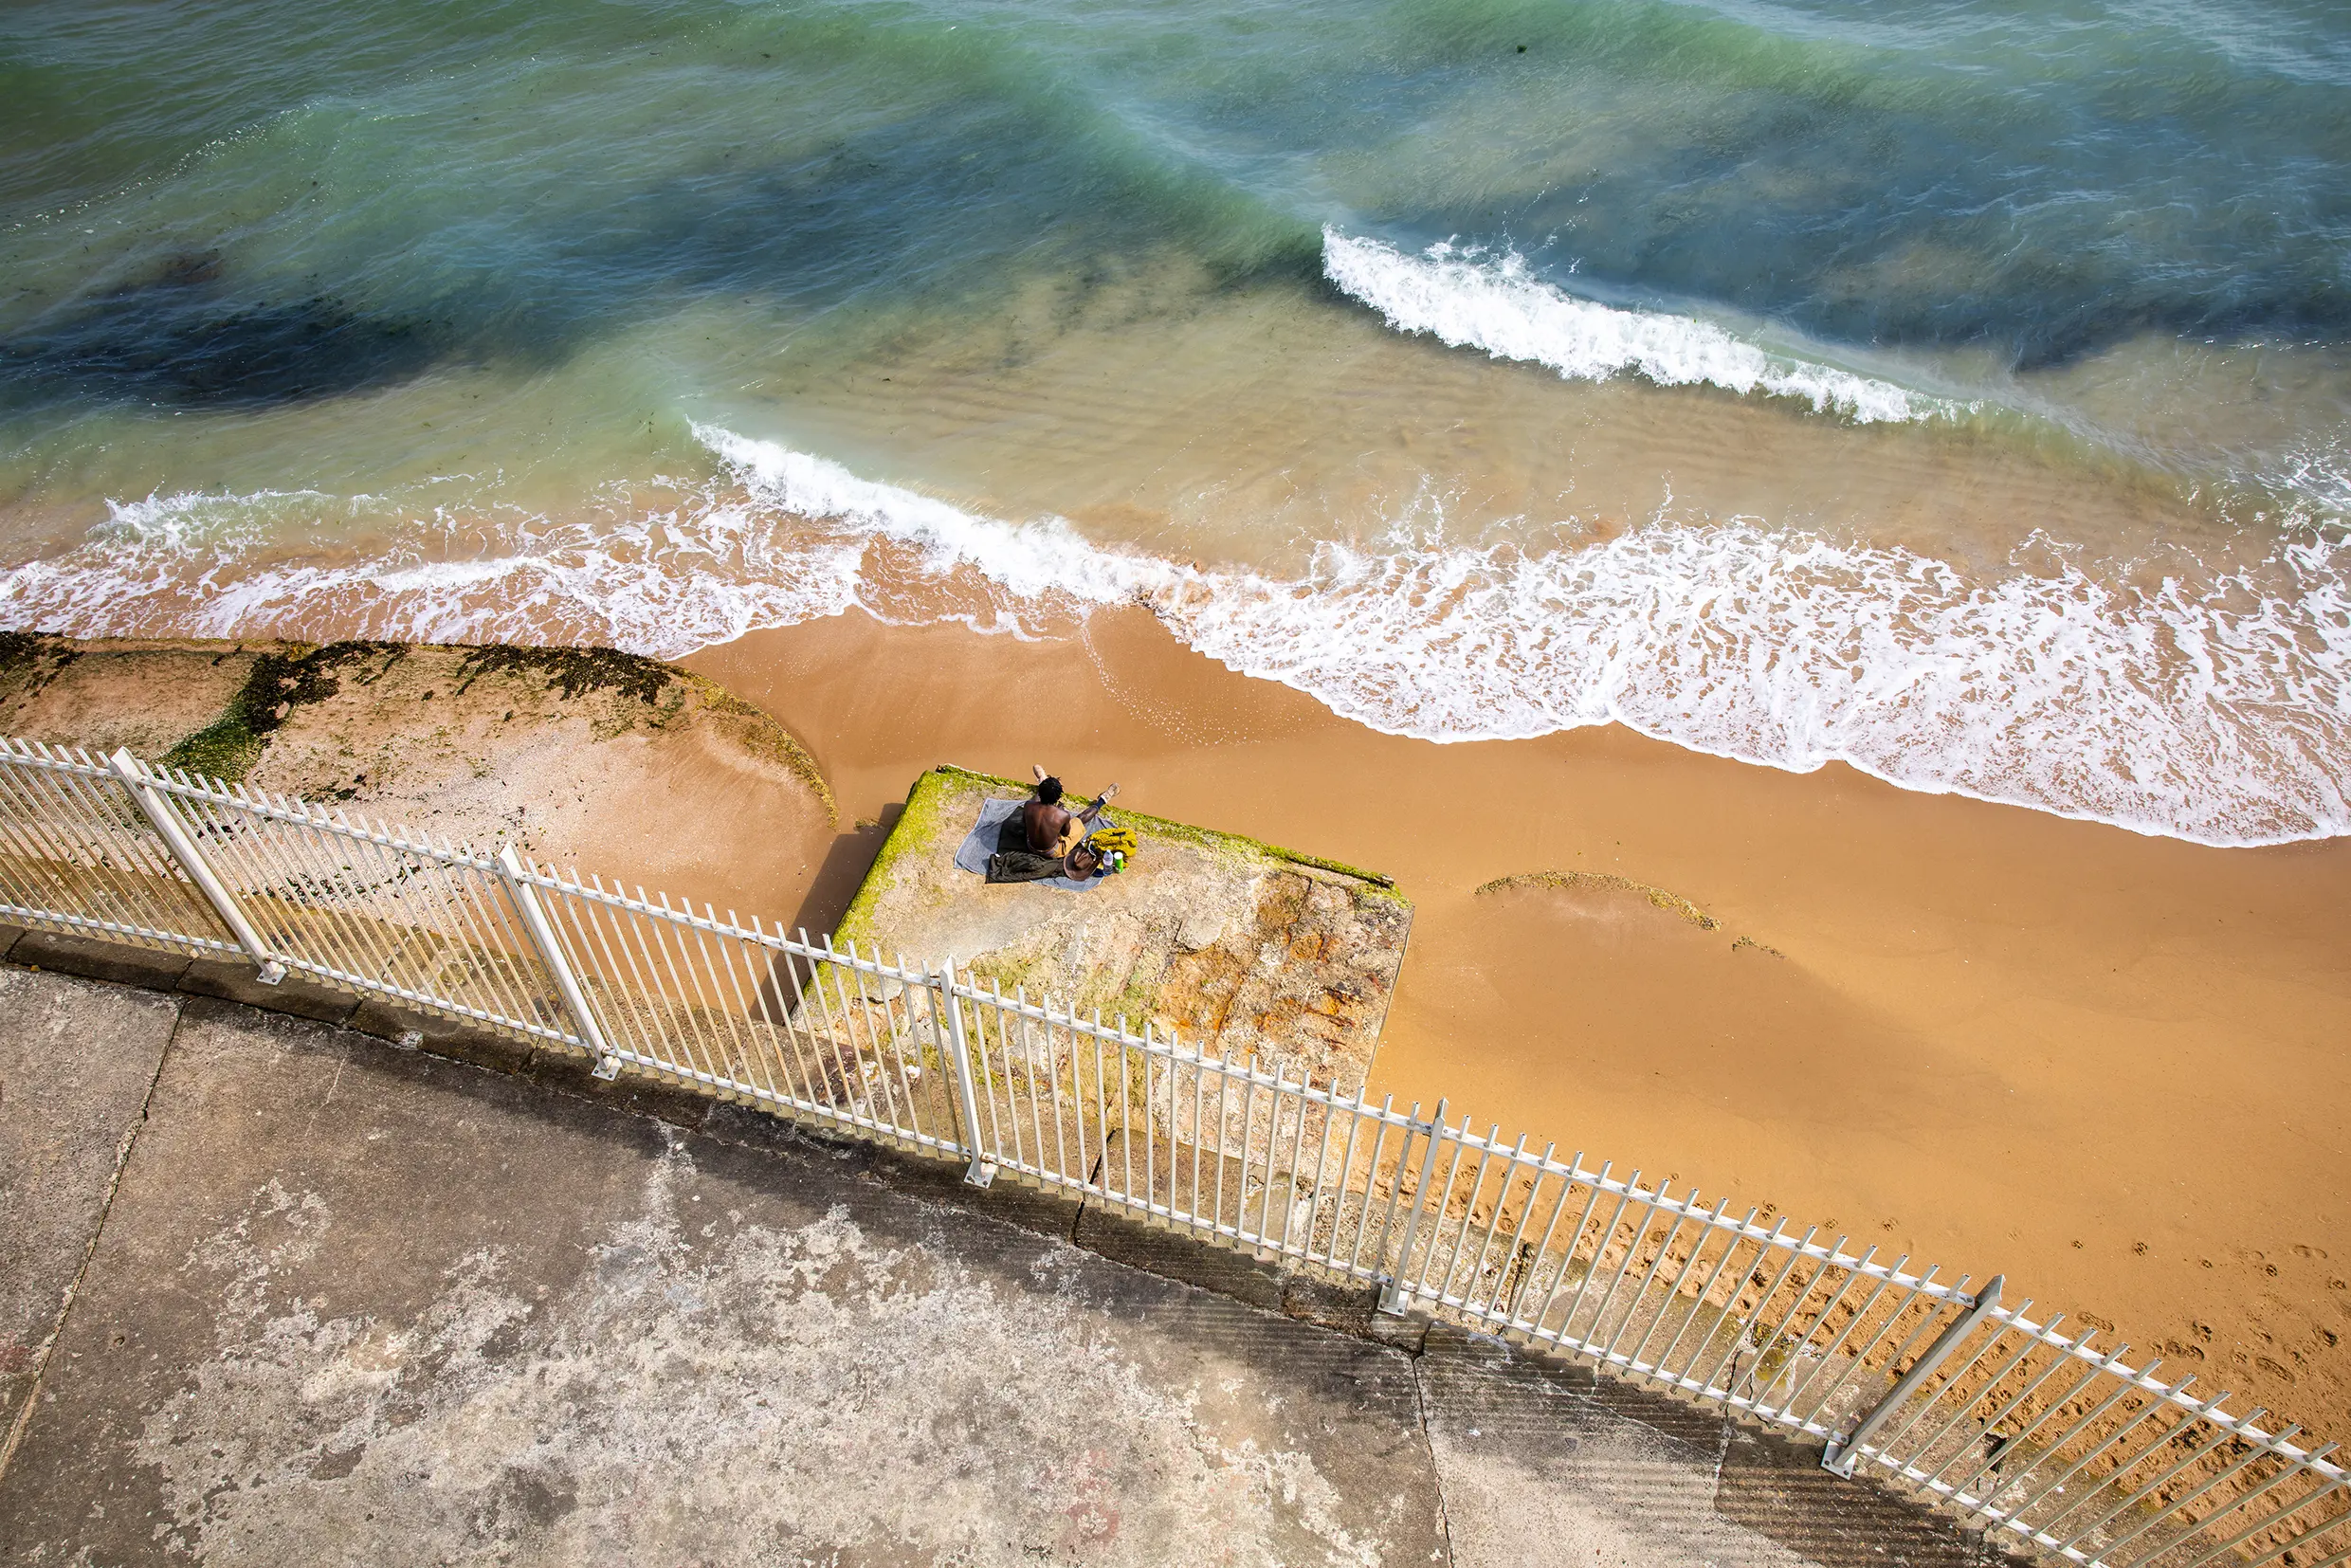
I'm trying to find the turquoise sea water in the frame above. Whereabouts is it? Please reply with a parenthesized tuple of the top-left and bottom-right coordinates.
(3, 0, 2349, 843)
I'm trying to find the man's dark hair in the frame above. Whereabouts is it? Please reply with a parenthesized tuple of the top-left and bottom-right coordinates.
(1036, 775, 1065, 804)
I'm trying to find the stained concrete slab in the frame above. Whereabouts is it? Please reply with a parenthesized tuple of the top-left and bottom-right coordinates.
(0, 994, 1450, 1566)
(1415, 1323, 2015, 1568)
(176, 957, 359, 1025)
(1714, 1423, 2010, 1567)
(9, 930, 191, 992)
(0, 966, 179, 1453)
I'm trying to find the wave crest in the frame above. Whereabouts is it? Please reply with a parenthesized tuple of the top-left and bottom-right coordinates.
(1321, 229, 1943, 425)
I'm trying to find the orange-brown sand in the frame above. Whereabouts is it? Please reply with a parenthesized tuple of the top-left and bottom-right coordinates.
(688, 606, 2351, 1439)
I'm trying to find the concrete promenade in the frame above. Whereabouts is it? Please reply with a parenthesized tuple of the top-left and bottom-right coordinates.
(0, 931, 2014, 1566)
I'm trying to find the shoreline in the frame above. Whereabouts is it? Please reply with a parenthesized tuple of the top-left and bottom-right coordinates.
(684, 605, 2351, 1439)
(6, 400, 2346, 853)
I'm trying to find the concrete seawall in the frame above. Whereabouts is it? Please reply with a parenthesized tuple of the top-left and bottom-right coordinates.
(0, 930, 2015, 1566)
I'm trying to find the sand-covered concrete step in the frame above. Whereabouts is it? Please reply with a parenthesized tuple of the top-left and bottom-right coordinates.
(0, 633, 834, 927)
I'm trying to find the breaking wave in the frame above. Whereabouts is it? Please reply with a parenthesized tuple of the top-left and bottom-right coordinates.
(1321, 229, 1947, 425)
(2, 426, 2346, 847)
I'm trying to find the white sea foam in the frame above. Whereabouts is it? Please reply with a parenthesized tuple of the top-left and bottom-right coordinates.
(702, 428, 2351, 846)
(5, 431, 2347, 847)
(0, 483, 865, 655)
(1174, 525, 2351, 847)
(1321, 228, 1939, 424)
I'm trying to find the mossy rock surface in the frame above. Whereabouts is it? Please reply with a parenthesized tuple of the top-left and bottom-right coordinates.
(836, 766, 1412, 1089)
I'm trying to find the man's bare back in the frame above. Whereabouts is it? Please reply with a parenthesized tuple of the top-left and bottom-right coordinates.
(1023, 765, 1119, 857)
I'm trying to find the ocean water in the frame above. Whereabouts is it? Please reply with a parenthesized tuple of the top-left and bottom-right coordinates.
(3, 0, 2348, 844)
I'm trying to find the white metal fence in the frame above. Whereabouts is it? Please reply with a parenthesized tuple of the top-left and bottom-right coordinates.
(0, 734, 2342, 1568)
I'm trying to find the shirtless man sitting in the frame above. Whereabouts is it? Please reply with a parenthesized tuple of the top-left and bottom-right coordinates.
(1023, 765, 1120, 858)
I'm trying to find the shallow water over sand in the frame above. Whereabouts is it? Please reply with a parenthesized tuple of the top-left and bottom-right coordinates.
(3, 0, 2349, 843)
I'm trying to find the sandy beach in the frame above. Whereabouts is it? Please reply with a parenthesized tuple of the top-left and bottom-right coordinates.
(686, 604, 2351, 1441)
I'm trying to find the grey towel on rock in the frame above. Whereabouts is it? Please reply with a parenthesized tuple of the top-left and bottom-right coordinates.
(952, 798, 1102, 893)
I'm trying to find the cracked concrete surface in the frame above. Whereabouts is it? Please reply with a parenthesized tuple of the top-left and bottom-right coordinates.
(0, 969, 178, 1463)
(0, 956, 2011, 1566)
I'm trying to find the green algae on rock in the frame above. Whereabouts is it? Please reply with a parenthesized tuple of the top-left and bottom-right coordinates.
(161, 641, 409, 781)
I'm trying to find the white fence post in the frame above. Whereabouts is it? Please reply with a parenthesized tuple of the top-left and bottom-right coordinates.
(1378, 1098, 1448, 1315)
(935, 957, 995, 1188)
(106, 748, 285, 983)
(496, 845, 619, 1080)
(1822, 1274, 2005, 1477)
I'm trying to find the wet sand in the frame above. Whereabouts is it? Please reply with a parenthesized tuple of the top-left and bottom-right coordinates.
(687, 604, 2351, 1439)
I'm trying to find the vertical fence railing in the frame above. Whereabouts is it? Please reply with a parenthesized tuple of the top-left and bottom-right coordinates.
(0, 741, 237, 957)
(0, 735, 2342, 1568)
